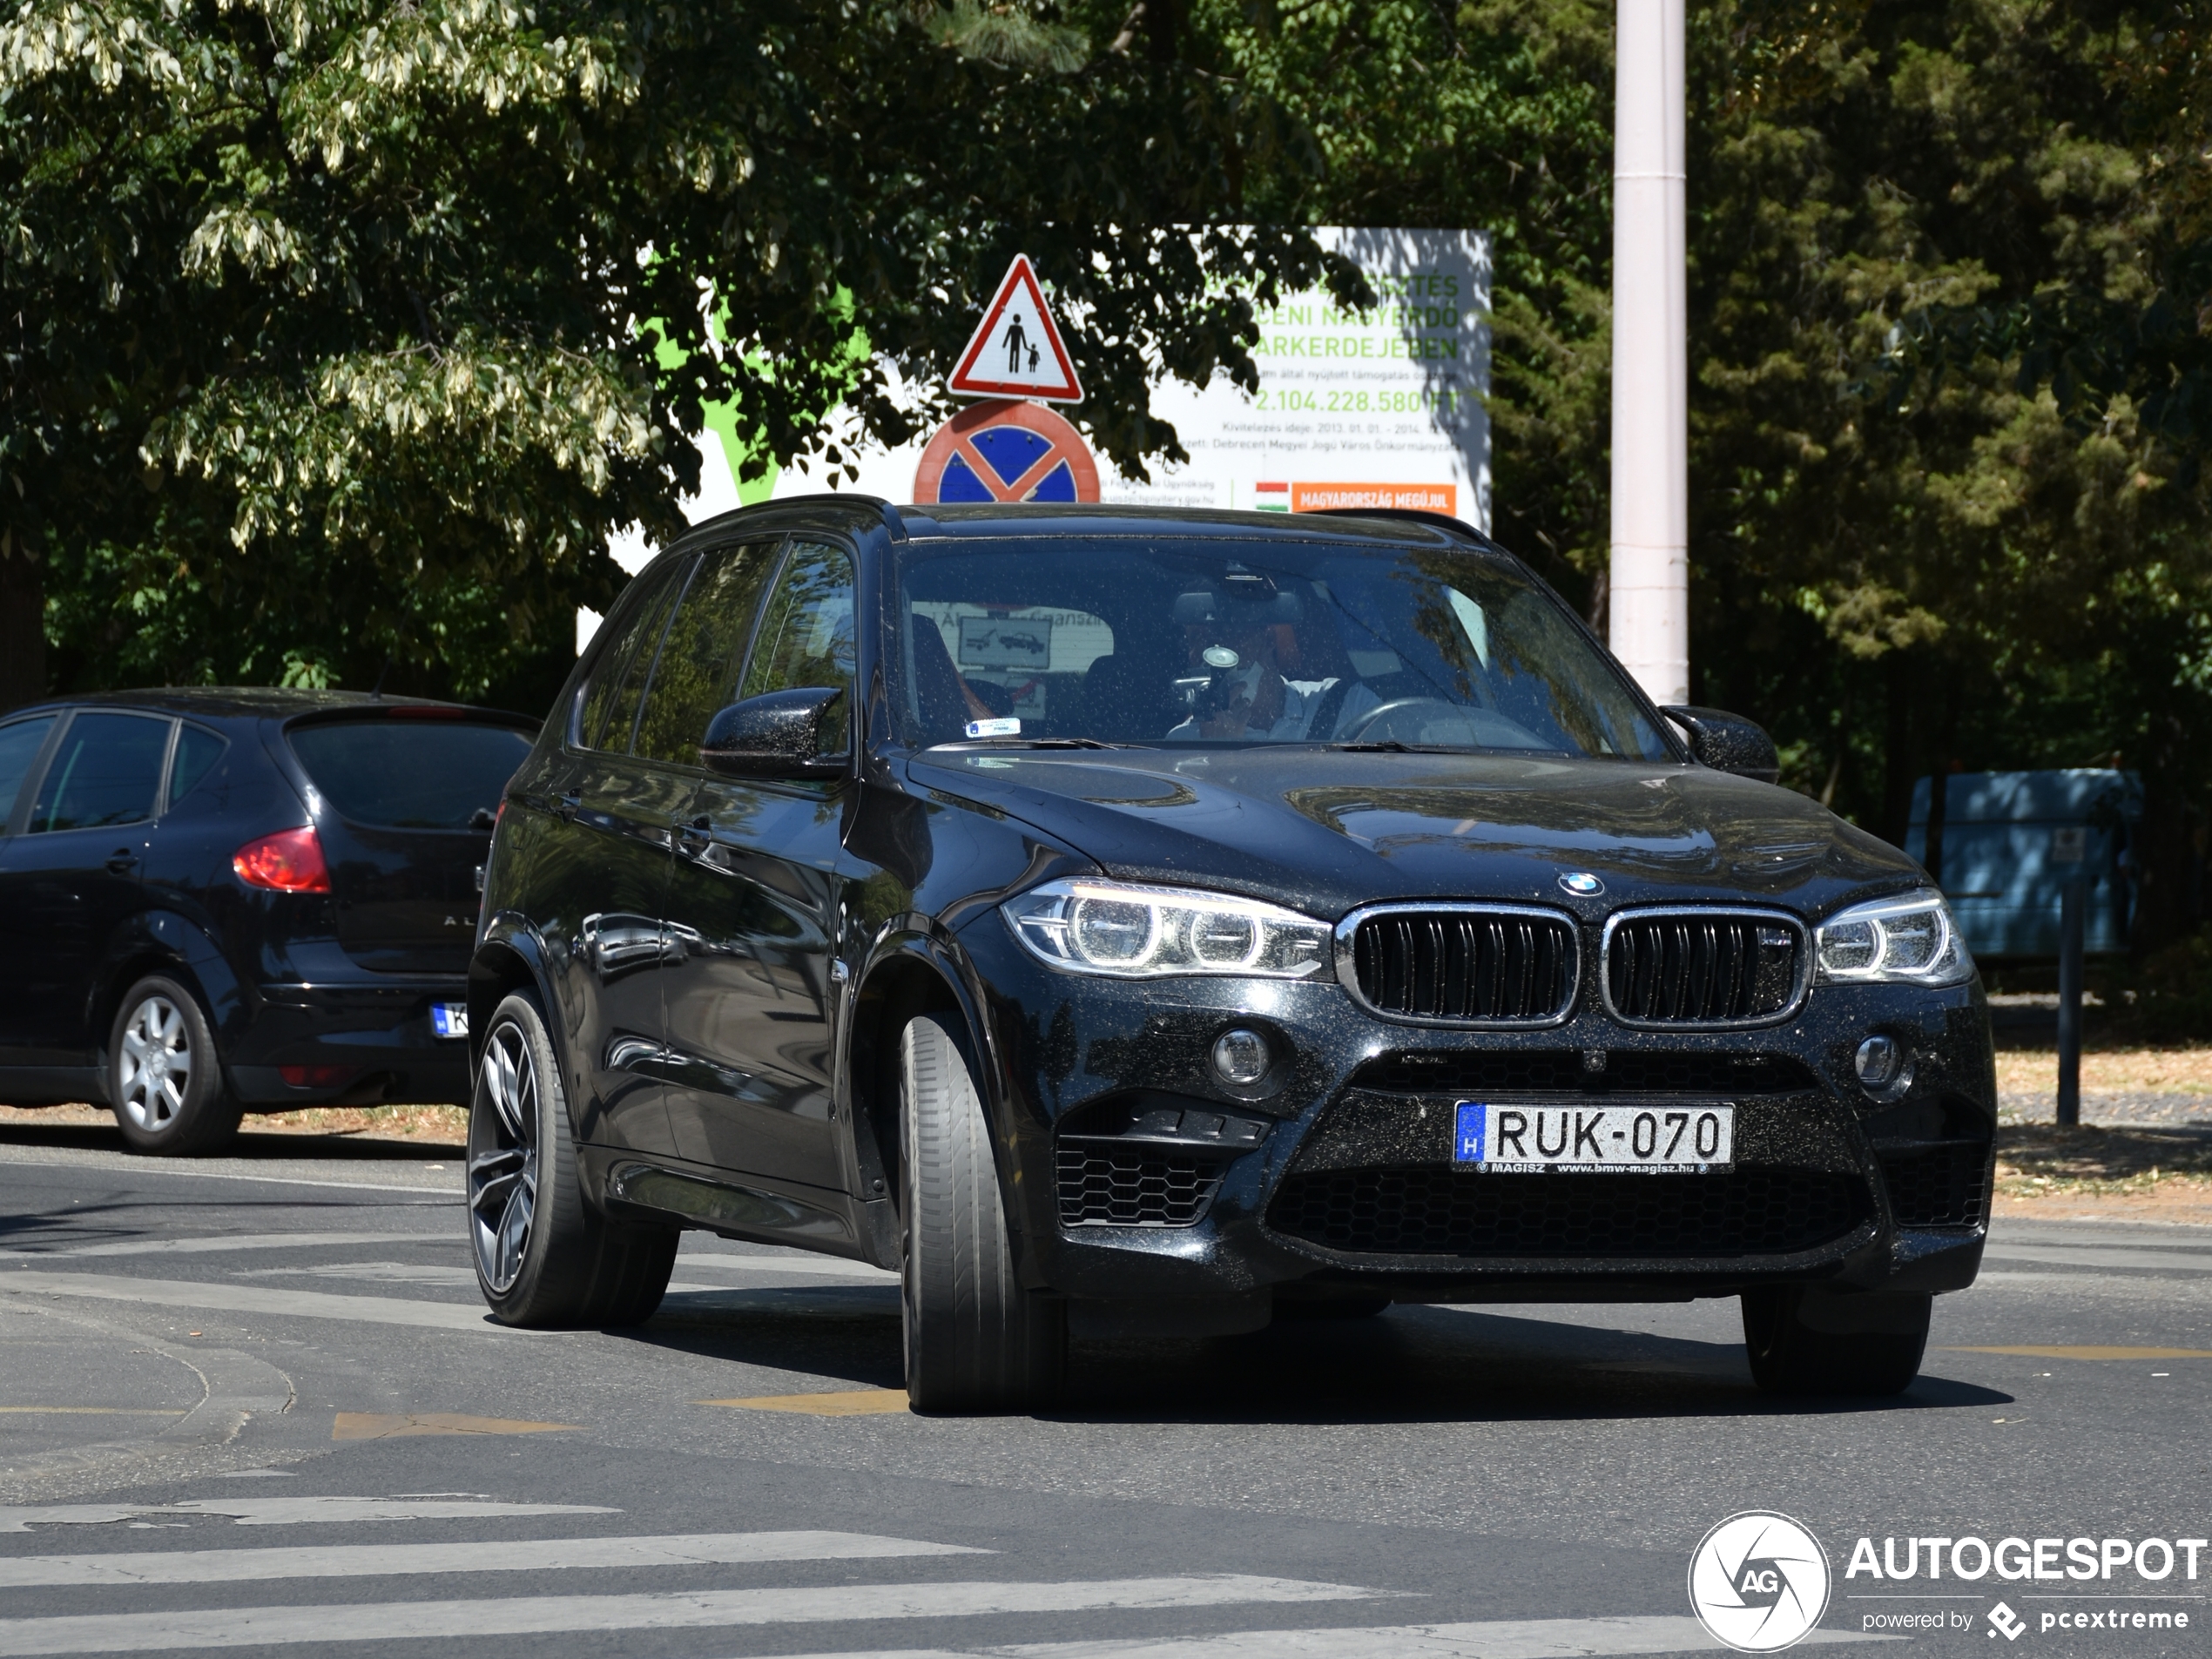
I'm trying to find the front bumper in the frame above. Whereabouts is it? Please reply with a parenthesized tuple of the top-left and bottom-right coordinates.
(960, 916, 1994, 1314)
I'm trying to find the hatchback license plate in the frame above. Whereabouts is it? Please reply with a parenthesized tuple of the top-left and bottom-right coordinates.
(1453, 1101, 1732, 1172)
(431, 1002, 469, 1041)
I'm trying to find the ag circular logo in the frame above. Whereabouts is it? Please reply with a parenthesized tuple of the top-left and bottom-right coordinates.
(1557, 871, 1604, 897)
(1688, 1512, 1831, 1651)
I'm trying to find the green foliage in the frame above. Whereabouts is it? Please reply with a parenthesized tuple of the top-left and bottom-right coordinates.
(1, 0, 1343, 699)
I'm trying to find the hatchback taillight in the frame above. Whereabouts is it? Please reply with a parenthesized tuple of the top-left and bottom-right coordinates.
(233, 826, 331, 893)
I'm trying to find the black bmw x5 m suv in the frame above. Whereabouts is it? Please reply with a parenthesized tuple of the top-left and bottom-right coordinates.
(468, 499, 1995, 1411)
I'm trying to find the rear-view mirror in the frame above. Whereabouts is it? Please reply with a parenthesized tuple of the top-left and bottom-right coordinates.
(699, 688, 847, 780)
(1662, 705, 1781, 786)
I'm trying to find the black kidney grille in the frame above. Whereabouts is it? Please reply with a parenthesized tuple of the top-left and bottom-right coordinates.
(1268, 1165, 1869, 1258)
(1352, 910, 1575, 1022)
(1877, 1142, 1992, 1228)
(1605, 913, 1801, 1023)
(1056, 1143, 1224, 1227)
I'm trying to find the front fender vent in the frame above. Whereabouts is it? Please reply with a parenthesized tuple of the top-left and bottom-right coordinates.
(1340, 905, 1576, 1026)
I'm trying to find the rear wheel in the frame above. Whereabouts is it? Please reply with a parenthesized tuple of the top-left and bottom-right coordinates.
(469, 992, 678, 1328)
(900, 1013, 1065, 1413)
(108, 976, 242, 1156)
(1742, 1286, 1930, 1396)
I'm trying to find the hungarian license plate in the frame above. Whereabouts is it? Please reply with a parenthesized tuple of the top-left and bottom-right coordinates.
(431, 1002, 469, 1041)
(1453, 1101, 1733, 1172)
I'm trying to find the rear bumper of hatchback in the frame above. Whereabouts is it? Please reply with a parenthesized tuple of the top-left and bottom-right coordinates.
(961, 921, 1997, 1327)
(228, 975, 473, 1107)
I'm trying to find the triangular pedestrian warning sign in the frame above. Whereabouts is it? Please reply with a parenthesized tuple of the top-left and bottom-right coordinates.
(948, 254, 1083, 403)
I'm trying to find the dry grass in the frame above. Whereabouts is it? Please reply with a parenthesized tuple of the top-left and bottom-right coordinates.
(0, 1102, 465, 1147)
(1995, 1123, 2212, 1196)
(1993, 1045, 2212, 1096)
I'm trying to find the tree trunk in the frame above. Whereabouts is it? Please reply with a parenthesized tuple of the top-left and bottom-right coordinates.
(0, 550, 45, 712)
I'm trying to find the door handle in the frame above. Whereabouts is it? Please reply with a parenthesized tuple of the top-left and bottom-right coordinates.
(678, 814, 711, 847)
(556, 790, 581, 821)
(106, 849, 139, 874)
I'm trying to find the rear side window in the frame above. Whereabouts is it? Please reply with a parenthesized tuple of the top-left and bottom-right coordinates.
(578, 557, 691, 753)
(0, 715, 57, 826)
(634, 537, 783, 765)
(30, 711, 172, 833)
(289, 720, 535, 829)
(168, 724, 226, 810)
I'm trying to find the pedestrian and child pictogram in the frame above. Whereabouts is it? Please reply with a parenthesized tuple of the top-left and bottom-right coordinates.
(947, 254, 1084, 403)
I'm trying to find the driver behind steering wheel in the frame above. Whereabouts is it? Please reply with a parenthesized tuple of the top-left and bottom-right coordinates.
(1164, 586, 1382, 741)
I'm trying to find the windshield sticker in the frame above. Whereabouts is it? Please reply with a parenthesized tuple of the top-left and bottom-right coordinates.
(965, 718, 1022, 738)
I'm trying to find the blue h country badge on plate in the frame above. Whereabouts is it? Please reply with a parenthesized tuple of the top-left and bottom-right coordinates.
(1453, 1101, 1486, 1163)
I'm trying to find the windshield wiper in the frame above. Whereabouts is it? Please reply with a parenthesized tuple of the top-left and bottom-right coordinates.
(958, 737, 1143, 750)
(1330, 739, 1412, 752)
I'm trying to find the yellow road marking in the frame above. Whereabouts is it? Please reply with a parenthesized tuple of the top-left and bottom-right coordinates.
(331, 1412, 582, 1440)
(1939, 1345, 2212, 1360)
(0, 1406, 189, 1414)
(698, 1389, 910, 1416)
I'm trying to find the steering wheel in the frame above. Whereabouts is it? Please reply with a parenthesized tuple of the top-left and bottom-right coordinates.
(1339, 697, 1474, 745)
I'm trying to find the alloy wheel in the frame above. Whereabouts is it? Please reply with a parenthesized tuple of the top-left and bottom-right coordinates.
(118, 995, 192, 1135)
(469, 1020, 539, 1294)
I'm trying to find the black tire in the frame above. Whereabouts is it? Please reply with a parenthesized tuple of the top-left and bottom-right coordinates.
(107, 975, 243, 1156)
(1743, 1285, 1931, 1397)
(900, 1013, 1065, 1413)
(468, 992, 678, 1328)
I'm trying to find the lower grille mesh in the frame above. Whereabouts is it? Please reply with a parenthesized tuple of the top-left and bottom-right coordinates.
(1878, 1143, 1991, 1228)
(1267, 1166, 1869, 1257)
(1056, 1143, 1225, 1227)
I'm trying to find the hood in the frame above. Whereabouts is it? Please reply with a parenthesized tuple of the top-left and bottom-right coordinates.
(903, 746, 1922, 923)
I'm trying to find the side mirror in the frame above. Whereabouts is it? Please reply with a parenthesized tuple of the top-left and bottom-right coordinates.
(1662, 705, 1780, 786)
(699, 687, 847, 780)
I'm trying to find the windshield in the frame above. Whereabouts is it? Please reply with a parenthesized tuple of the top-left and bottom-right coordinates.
(888, 535, 1673, 759)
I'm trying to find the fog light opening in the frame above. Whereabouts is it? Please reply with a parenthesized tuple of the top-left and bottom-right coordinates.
(1853, 1034, 1910, 1095)
(1211, 1028, 1271, 1087)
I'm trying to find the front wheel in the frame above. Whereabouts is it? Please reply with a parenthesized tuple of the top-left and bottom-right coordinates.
(900, 1013, 1065, 1413)
(469, 992, 677, 1328)
(108, 976, 242, 1156)
(1742, 1286, 1931, 1396)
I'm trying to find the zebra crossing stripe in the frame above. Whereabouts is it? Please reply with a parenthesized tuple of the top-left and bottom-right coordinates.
(759, 1615, 1886, 1657)
(0, 1530, 987, 1588)
(0, 1271, 511, 1333)
(0, 1574, 1377, 1655)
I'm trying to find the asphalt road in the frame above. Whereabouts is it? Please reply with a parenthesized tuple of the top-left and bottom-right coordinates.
(1, 1130, 2207, 1658)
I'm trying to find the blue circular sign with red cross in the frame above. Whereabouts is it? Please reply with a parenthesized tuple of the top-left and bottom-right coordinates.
(912, 398, 1100, 505)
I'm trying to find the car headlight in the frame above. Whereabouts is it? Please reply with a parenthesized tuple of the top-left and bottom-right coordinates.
(1001, 877, 1333, 980)
(1814, 889, 1973, 987)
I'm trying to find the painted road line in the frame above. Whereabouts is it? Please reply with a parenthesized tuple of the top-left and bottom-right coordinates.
(0, 1271, 512, 1334)
(0, 1407, 187, 1415)
(0, 1574, 1380, 1654)
(330, 1413, 581, 1440)
(0, 1497, 619, 1533)
(761, 1615, 1884, 1658)
(0, 1531, 988, 1588)
(0, 1233, 427, 1261)
(700, 1389, 910, 1416)
(0, 1149, 455, 1197)
(1979, 1244, 2212, 1273)
(235, 1262, 782, 1297)
(1939, 1345, 2212, 1360)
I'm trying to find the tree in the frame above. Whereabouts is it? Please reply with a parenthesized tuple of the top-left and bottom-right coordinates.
(1, 0, 1347, 707)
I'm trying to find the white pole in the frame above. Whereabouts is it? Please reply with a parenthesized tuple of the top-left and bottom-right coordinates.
(1608, 0, 1689, 708)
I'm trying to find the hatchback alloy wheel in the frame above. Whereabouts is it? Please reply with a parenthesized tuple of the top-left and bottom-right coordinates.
(117, 994, 192, 1135)
(469, 1017, 539, 1294)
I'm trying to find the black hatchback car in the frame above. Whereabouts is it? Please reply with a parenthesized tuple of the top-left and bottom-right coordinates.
(0, 689, 537, 1152)
(468, 500, 1993, 1411)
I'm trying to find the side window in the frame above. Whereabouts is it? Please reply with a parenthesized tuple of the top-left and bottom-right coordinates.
(740, 541, 858, 755)
(167, 724, 227, 811)
(0, 715, 57, 829)
(633, 537, 784, 766)
(30, 711, 173, 833)
(577, 556, 691, 753)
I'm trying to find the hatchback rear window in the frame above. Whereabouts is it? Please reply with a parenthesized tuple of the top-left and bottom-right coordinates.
(289, 719, 534, 829)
